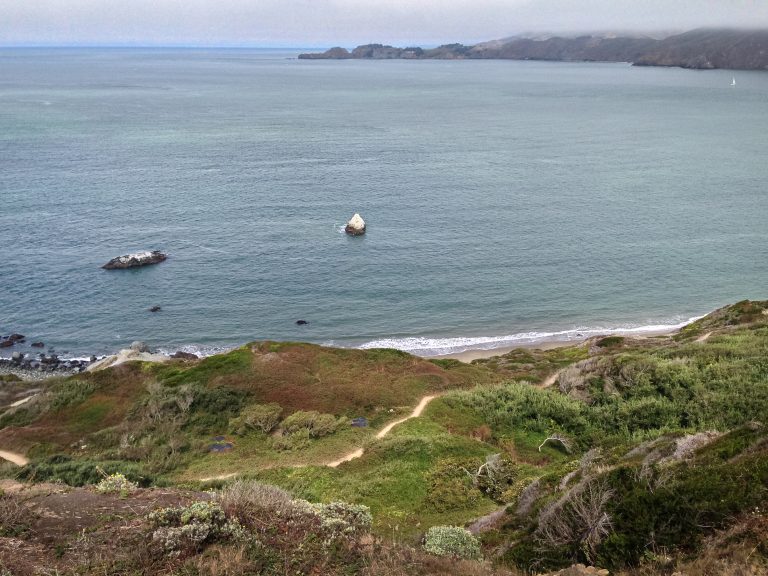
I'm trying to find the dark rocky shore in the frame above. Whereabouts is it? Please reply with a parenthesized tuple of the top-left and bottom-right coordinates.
(299, 28, 768, 71)
(1, 335, 201, 381)
(1, 332, 95, 379)
(0, 353, 96, 381)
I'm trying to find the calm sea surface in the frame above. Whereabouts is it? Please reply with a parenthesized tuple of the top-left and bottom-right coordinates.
(2, 48, 767, 357)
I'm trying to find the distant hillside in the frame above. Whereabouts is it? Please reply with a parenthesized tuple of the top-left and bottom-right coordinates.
(299, 28, 768, 71)
(633, 28, 768, 69)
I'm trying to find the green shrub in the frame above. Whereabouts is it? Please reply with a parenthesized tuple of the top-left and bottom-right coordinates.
(596, 336, 625, 349)
(423, 458, 483, 512)
(49, 379, 96, 410)
(271, 429, 311, 451)
(281, 410, 347, 438)
(472, 453, 519, 501)
(157, 347, 252, 388)
(423, 525, 482, 560)
(0, 405, 36, 429)
(598, 444, 768, 569)
(229, 403, 282, 436)
(17, 456, 151, 487)
(313, 501, 372, 541)
(187, 387, 248, 432)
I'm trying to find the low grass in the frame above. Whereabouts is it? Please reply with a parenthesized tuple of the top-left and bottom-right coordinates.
(179, 425, 375, 481)
(0, 342, 492, 463)
(675, 299, 768, 340)
(150, 342, 491, 418)
(250, 416, 500, 538)
(470, 344, 589, 383)
(3, 299, 768, 574)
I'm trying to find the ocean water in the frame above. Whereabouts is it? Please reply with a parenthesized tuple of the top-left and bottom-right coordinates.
(2, 48, 767, 358)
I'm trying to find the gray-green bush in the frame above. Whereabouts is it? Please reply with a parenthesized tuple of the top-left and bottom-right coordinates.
(423, 526, 482, 560)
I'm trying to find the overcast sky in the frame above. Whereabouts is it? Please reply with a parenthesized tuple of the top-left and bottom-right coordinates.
(1, 0, 766, 47)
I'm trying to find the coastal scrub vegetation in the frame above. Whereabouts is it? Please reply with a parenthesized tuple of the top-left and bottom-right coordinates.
(0, 300, 767, 574)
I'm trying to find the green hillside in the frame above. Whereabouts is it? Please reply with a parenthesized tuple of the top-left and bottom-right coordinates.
(1, 300, 767, 575)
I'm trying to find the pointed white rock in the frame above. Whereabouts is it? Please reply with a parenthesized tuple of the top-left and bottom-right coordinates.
(345, 213, 366, 235)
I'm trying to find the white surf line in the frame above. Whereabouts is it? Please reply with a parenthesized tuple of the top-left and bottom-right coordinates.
(0, 449, 29, 467)
(327, 394, 439, 468)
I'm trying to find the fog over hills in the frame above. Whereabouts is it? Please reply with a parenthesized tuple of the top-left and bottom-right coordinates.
(1, 0, 767, 46)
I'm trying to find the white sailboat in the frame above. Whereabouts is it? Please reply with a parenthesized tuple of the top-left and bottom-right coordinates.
(731, 77, 736, 87)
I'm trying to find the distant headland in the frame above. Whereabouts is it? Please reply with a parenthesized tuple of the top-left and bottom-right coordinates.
(299, 28, 768, 71)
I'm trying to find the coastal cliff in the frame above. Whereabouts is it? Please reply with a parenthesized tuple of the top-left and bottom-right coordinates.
(299, 28, 768, 71)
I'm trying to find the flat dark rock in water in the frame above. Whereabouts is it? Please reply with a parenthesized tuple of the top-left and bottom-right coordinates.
(102, 250, 167, 270)
(31, 342, 45, 348)
(149, 306, 162, 312)
(296, 320, 309, 325)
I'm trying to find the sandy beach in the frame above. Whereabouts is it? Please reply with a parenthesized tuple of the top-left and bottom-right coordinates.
(428, 326, 679, 363)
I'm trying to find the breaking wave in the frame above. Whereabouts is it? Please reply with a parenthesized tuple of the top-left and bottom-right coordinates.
(355, 316, 704, 357)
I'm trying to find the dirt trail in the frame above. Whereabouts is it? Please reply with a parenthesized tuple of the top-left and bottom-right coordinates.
(199, 472, 237, 483)
(0, 449, 29, 467)
(198, 395, 440, 480)
(10, 395, 35, 408)
(540, 368, 565, 389)
(327, 394, 439, 468)
(696, 331, 713, 343)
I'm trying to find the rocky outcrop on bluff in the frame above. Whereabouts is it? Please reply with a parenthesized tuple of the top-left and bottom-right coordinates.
(344, 213, 366, 236)
(102, 250, 167, 270)
(299, 28, 768, 70)
(87, 341, 168, 371)
(300, 44, 425, 60)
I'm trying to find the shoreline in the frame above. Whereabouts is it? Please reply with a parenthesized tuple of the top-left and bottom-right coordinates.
(429, 325, 680, 362)
(0, 320, 693, 380)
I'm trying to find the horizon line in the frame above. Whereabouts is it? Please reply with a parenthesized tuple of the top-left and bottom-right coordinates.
(2, 26, 767, 50)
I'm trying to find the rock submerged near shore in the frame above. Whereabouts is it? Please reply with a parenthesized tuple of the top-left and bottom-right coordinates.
(102, 250, 167, 270)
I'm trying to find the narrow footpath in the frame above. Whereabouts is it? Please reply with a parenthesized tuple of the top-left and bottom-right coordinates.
(0, 449, 29, 467)
(540, 367, 566, 389)
(199, 394, 441, 481)
(328, 394, 439, 467)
